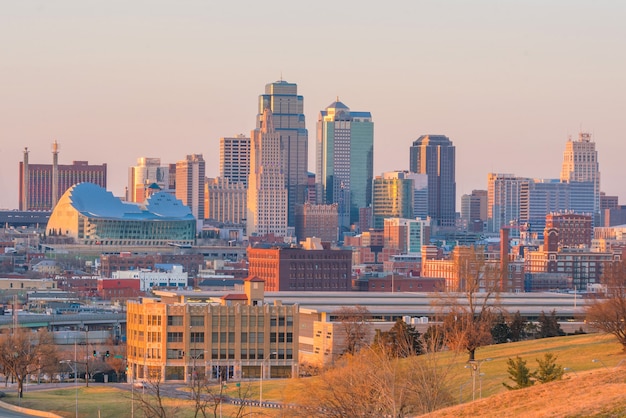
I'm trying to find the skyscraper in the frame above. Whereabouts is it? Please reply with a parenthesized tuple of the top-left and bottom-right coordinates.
(409, 135, 456, 228)
(372, 171, 414, 229)
(316, 99, 374, 232)
(175, 154, 205, 221)
(219, 134, 250, 187)
(560, 132, 601, 225)
(247, 109, 288, 237)
(258, 80, 308, 227)
(487, 173, 528, 233)
(128, 157, 171, 203)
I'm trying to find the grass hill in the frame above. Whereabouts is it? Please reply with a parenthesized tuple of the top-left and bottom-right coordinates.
(422, 333, 626, 417)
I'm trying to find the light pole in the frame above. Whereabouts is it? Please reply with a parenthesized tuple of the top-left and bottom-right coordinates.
(259, 351, 277, 406)
(466, 358, 491, 401)
(60, 359, 78, 418)
(592, 358, 608, 370)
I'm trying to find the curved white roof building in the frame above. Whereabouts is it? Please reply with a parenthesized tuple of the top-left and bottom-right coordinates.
(47, 183, 196, 246)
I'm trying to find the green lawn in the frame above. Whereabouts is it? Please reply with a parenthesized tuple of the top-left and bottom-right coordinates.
(3, 333, 622, 417)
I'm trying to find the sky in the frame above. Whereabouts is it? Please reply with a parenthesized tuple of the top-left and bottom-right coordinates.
(1, 1, 625, 210)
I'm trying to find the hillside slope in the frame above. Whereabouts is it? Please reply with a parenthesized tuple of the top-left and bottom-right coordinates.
(422, 365, 626, 417)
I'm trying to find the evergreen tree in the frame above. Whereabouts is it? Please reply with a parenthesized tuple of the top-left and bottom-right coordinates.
(491, 313, 511, 344)
(537, 310, 564, 338)
(509, 310, 527, 342)
(375, 318, 422, 357)
(534, 352, 564, 383)
(503, 356, 534, 390)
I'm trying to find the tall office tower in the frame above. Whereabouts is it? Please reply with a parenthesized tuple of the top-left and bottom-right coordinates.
(316, 99, 374, 233)
(519, 179, 570, 237)
(176, 154, 205, 221)
(409, 135, 456, 228)
(295, 203, 339, 243)
(372, 171, 414, 229)
(560, 132, 601, 225)
(247, 109, 288, 237)
(219, 134, 250, 187)
(19, 144, 107, 211)
(487, 173, 529, 234)
(128, 157, 171, 203)
(205, 177, 247, 224)
(461, 190, 488, 232)
(258, 80, 308, 228)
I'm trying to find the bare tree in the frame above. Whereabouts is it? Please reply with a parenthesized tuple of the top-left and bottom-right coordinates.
(134, 370, 177, 418)
(0, 329, 57, 398)
(333, 305, 371, 356)
(586, 260, 626, 351)
(435, 246, 501, 361)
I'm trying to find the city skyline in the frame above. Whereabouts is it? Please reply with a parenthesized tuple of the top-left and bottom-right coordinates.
(2, 2, 625, 210)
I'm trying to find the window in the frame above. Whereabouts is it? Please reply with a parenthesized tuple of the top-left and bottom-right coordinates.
(191, 316, 204, 327)
(167, 316, 183, 326)
(190, 332, 205, 343)
(167, 332, 183, 343)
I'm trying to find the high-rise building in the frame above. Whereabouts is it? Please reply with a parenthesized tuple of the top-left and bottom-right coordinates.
(205, 177, 247, 224)
(128, 157, 171, 203)
(257, 80, 308, 228)
(316, 99, 374, 232)
(219, 135, 250, 188)
(487, 173, 528, 233)
(247, 109, 288, 237)
(461, 190, 487, 232)
(19, 144, 107, 211)
(560, 132, 601, 224)
(409, 135, 456, 228)
(176, 154, 205, 221)
(372, 172, 414, 229)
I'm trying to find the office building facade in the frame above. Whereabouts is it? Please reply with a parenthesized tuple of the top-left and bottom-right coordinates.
(219, 135, 250, 188)
(205, 177, 247, 224)
(372, 172, 414, 229)
(294, 203, 339, 243)
(247, 110, 288, 237)
(316, 99, 374, 232)
(176, 154, 206, 221)
(409, 135, 455, 227)
(560, 132, 601, 225)
(258, 80, 308, 228)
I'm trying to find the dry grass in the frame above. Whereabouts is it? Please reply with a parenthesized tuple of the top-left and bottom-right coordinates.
(423, 366, 626, 418)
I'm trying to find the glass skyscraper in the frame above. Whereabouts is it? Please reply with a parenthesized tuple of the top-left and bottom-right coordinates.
(409, 135, 456, 228)
(316, 99, 373, 233)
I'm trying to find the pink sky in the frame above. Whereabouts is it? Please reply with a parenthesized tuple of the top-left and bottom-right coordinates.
(2, 1, 625, 210)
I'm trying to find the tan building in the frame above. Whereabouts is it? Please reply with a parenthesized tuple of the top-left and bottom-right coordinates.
(126, 278, 299, 383)
(204, 177, 247, 224)
(0, 278, 56, 291)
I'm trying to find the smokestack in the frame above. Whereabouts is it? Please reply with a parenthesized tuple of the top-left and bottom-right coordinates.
(22, 148, 29, 210)
(51, 140, 59, 208)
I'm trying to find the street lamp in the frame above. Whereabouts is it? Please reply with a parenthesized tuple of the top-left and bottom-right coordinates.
(60, 360, 78, 418)
(592, 358, 608, 370)
(259, 351, 277, 406)
(563, 367, 578, 377)
(465, 358, 491, 401)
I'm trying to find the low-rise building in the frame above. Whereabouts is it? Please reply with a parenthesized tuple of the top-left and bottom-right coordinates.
(126, 279, 299, 383)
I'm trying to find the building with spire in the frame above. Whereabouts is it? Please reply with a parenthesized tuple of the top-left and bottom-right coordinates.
(316, 99, 373, 233)
(560, 132, 601, 225)
(257, 80, 308, 228)
(247, 109, 288, 237)
(409, 135, 456, 228)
